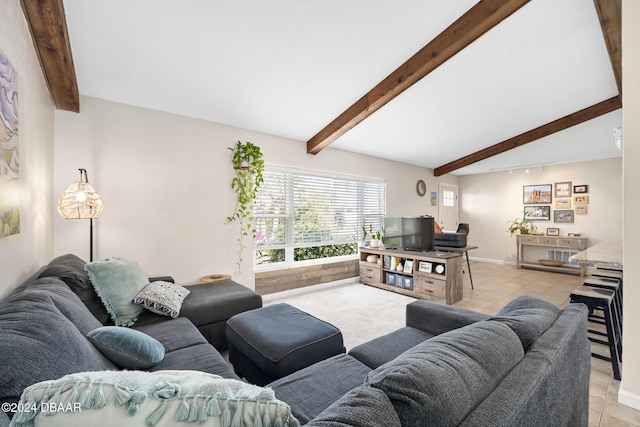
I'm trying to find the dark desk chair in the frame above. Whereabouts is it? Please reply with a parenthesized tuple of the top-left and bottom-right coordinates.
(457, 223, 473, 290)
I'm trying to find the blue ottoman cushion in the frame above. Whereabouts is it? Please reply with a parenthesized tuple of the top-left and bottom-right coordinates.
(226, 303, 345, 385)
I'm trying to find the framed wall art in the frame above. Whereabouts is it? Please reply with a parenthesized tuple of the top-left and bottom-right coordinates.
(573, 195, 589, 205)
(554, 210, 574, 223)
(555, 199, 571, 209)
(523, 184, 552, 204)
(524, 205, 551, 221)
(573, 185, 588, 194)
(554, 182, 572, 198)
(0, 50, 20, 238)
(575, 205, 588, 215)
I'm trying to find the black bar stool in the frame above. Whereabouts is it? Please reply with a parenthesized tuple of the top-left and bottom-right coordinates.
(582, 277, 623, 332)
(570, 286, 622, 380)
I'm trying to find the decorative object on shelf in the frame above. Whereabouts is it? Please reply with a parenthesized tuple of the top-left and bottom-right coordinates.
(555, 199, 571, 209)
(554, 210, 574, 223)
(524, 205, 551, 221)
(366, 255, 379, 263)
(416, 180, 426, 196)
(546, 228, 560, 236)
(362, 224, 384, 247)
(538, 259, 564, 267)
(57, 168, 104, 261)
(523, 184, 552, 204)
(396, 262, 404, 272)
(226, 140, 264, 274)
(554, 182, 572, 198)
(403, 260, 414, 273)
(567, 232, 582, 237)
(573, 185, 588, 194)
(507, 216, 537, 236)
(418, 261, 432, 273)
(573, 195, 589, 205)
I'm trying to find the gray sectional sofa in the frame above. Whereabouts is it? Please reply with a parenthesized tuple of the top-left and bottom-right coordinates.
(1, 253, 590, 426)
(0, 254, 262, 426)
(270, 297, 591, 426)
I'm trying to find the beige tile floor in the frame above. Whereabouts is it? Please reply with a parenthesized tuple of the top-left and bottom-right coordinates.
(263, 261, 640, 426)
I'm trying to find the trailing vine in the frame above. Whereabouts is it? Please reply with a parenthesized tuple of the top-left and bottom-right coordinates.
(226, 141, 264, 274)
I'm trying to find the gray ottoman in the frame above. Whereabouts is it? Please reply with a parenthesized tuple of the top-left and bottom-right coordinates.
(226, 303, 345, 385)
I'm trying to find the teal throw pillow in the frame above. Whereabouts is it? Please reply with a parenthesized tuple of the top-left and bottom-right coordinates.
(85, 257, 149, 326)
(87, 326, 165, 369)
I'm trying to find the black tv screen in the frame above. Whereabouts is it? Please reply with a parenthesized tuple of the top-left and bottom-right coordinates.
(384, 217, 434, 252)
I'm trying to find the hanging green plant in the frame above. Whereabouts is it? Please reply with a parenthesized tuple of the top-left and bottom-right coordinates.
(226, 141, 265, 274)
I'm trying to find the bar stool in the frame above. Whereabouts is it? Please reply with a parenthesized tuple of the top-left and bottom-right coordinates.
(570, 286, 622, 380)
(582, 277, 623, 332)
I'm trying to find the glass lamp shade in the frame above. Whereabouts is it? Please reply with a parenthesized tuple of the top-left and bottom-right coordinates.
(57, 181, 104, 219)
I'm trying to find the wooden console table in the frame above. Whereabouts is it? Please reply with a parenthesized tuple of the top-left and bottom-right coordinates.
(516, 235, 588, 275)
(359, 247, 463, 305)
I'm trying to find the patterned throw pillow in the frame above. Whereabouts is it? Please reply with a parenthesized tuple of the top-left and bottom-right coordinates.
(133, 281, 191, 318)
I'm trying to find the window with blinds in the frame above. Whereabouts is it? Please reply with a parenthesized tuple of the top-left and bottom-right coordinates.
(254, 169, 386, 267)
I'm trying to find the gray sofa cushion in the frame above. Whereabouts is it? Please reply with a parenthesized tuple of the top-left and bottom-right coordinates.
(365, 320, 524, 427)
(491, 295, 560, 349)
(306, 386, 401, 427)
(0, 286, 115, 407)
(460, 304, 590, 426)
(269, 354, 371, 424)
(38, 254, 111, 324)
(349, 326, 433, 369)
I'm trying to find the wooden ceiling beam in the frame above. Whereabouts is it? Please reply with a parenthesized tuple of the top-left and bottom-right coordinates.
(593, 0, 622, 95)
(21, 0, 80, 112)
(433, 96, 622, 176)
(306, 0, 531, 155)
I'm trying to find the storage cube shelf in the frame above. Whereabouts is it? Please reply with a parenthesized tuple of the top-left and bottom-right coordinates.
(359, 247, 463, 305)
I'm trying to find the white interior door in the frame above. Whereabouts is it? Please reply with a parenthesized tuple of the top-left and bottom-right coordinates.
(439, 183, 459, 232)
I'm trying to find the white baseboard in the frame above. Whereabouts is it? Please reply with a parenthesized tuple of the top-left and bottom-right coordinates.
(618, 386, 640, 411)
(261, 277, 358, 301)
(468, 256, 515, 266)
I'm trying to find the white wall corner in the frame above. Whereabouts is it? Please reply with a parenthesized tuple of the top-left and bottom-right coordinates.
(618, 387, 640, 411)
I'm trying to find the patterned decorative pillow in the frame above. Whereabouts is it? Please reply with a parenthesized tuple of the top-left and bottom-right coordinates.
(133, 281, 191, 318)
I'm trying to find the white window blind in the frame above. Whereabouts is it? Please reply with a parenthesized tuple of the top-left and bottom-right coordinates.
(254, 169, 386, 266)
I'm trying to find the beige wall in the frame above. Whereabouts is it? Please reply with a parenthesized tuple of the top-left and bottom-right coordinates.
(54, 96, 455, 288)
(0, 0, 55, 298)
(620, 0, 640, 410)
(458, 158, 622, 264)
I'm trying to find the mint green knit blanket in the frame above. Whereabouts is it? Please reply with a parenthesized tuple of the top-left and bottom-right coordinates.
(10, 370, 299, 427)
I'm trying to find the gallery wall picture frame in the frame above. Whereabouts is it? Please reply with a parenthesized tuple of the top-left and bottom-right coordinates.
(554, 210, 574, 223)
(555, 199, 571, 209)
(547, 228, 560, 236)
(554, 182, 572, 198)
(573, 195, 589, 204)
(575, 205, 588, 215)
(523, 184, 552, 204)
(524, 205, 551, 221)
(573, 185, 589, 194)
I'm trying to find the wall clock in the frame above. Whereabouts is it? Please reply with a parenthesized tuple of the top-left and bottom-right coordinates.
(416, 180, 426, 196)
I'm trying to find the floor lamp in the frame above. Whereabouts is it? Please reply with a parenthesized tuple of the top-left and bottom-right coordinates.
(57, 169, 104, 261)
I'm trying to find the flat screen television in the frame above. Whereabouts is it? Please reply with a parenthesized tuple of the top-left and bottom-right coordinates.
(383, 217, 434, 252)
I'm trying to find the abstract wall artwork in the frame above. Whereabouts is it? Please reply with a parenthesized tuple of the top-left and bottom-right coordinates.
(0, 50, 19, 238)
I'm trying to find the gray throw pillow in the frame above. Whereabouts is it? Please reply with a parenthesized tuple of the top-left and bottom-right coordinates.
(87, 326, 165, 369)
(491, 295, 560, 349)
(133, 281, 190, 318)
(85, 257, 150, 326)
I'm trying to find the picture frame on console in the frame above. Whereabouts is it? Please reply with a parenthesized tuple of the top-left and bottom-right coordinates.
(547, 228, 560, 236)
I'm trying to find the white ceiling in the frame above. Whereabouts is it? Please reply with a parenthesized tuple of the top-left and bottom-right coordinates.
(62, 0, 621, 175)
